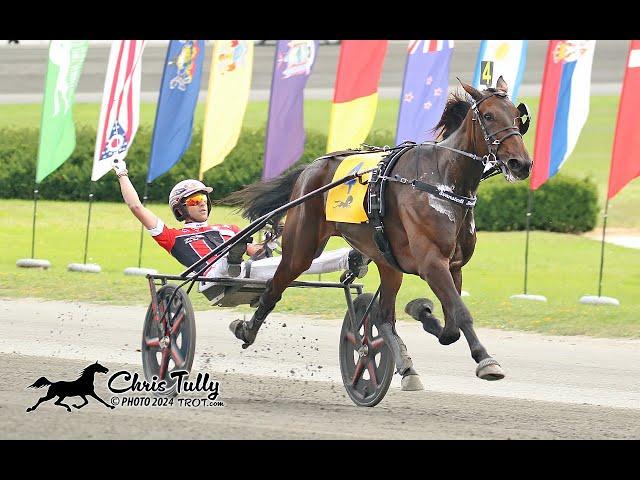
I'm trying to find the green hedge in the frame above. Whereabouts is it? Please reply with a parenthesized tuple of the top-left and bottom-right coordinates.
(1, 126, 597, 232)
(474, 174, 599, 233)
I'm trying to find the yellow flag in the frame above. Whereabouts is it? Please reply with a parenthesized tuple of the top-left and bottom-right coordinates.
(200, 40, 254, 179)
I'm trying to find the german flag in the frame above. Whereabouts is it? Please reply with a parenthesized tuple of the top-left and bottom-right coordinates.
(326, 40, 388, 153)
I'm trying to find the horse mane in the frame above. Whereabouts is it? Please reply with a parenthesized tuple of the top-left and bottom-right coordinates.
(431, 91, 471, 140)
(431, 88, 500, 140)
(80, 363, 98, 378)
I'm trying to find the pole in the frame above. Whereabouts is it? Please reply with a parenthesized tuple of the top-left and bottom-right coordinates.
(597, 198, 610, 298)
(137, 182, 150, 268)
(82, 183, 95, 264)
(30, 184, 39, 259)
(523, 189, 533, 294)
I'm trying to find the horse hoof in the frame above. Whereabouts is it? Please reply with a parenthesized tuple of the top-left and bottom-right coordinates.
(476, 358, 505, 381)
(401, 374, 425, 391)
(438, 328, 460, 345)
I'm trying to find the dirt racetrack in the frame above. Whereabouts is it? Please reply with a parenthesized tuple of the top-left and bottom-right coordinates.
(1, 298, 639, 439)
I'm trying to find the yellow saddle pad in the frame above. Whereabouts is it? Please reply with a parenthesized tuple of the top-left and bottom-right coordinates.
(326, 152, 384, 223)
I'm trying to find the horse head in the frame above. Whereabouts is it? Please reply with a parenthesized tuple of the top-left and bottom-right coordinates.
(459, 76, 533, 182)
(87, 361, 109, 375)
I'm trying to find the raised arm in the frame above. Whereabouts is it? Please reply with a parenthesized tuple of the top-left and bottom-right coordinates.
(113, 159, 158, 230)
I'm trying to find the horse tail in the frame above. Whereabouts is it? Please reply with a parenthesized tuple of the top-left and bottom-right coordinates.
(28, 377, 52, 389)
(219, 165, 306, 225)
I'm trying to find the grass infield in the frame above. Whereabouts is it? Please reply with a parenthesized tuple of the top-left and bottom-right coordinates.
(2, 200, 639, 338)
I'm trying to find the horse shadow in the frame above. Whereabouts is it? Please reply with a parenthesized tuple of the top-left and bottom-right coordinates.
(26, 361, 115, 412)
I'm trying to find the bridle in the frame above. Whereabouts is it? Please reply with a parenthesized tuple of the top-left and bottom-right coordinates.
(469, 90, 531, 180)
(413, 89, 531, 181)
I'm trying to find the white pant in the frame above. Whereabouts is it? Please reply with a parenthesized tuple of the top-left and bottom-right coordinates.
(198, 247, 351, 292)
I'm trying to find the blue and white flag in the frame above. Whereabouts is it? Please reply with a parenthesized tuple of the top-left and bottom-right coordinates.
(472, 40, 527, 101)
(395, 40, 454, 144)
(147, 40, 205, 183)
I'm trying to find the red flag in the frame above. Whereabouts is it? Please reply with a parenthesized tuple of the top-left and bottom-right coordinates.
(608, 40, 640, 199)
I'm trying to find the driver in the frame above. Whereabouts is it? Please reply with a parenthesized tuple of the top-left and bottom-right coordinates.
(112, 159, 368, 290)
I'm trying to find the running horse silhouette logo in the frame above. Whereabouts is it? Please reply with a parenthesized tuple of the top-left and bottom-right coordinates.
(26, 361, 114, 412)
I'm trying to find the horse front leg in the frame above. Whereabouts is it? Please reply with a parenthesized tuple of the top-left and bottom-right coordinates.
(421, 254, 505, 380)
(376, 263, 424, 391)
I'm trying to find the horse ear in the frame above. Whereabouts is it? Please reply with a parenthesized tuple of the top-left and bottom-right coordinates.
(95, 360, 98, 364)
(456, 77, 483, 102)
(496, 75, 509, 93)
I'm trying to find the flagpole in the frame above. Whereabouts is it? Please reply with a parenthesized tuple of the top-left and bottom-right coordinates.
(16, 183, 52, 269)
(137, 182, 150, 268)
(68, 182, 101, 273)
(82, 185, 94, 264)
(510, 188, 546, 302)
(523, 189, 533, 294)
(30, 183, 38, 259)
(597, 198, 610, 298)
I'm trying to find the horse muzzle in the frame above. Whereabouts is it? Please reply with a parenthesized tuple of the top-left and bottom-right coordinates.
(505, 157, 532, 181)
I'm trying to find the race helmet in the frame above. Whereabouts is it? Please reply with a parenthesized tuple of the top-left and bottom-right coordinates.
(169, 179, 214, 221)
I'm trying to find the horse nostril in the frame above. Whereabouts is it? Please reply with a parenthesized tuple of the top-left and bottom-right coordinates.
(507, 158, 523, 171)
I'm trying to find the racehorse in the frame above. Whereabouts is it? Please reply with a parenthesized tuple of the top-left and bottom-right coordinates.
(26, 361, 114, 412)
(224, 77, 532, 389)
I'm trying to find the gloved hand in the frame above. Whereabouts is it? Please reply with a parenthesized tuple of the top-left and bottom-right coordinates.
(112, 159, 128, 177)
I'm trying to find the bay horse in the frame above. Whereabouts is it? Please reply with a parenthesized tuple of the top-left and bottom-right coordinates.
(224, 77, 532, 389)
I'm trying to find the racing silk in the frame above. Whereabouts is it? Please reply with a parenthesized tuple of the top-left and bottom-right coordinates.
(148, 219, 240, 271)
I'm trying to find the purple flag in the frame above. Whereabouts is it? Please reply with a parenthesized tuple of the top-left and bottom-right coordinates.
(396, 40, 454, 144)
(263, 40, 318, 180)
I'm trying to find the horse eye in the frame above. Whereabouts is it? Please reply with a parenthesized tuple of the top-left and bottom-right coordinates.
(483, 113, 493, 121)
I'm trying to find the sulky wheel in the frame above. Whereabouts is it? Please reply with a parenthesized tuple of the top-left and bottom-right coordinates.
(142, 284, 196, 396)
(339, 293, 395, 407)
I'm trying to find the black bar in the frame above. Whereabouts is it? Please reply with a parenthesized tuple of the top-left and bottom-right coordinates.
(597, 199, 610, 298)
(147, 274, 363, 290)
(179, 171, 365, 278)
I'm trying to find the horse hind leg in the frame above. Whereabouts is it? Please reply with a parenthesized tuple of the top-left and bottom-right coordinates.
(26, 390, 56, 412)
(376, 263, 424, 391)
(54, 396, 72, 412)
(230, 203, 330, 349)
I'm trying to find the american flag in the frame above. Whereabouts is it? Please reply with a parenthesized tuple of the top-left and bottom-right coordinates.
(396, 40, 454, 144)
(91, 40, 146, 181)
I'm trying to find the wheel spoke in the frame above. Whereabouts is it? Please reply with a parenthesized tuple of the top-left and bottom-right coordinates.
(367, 360, 378, 388)
(158, 347, 170, 380)
(370, 337, 385, 352)
(170, 310, 185, 336)
(144, 337, 160, 349)
(351, 358, 365, 387)
(171, 344, 185, 368)
(344, 331, 357, 346)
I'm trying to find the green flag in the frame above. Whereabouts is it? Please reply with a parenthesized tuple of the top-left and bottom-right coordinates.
(36, 40, 88, 183)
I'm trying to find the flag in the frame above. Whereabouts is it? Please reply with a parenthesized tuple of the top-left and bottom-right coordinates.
(608, 40, 640, 199)
(91, 40, 145, 181)
(199, 40, 254, 179)
(147, 40, 204, 183)
(472, 40, 527, 101)
(36, 40, 88, 183)
(326, 40, 388, 153)
(262, 40, 318, 180)
(530, 40, 596, 190)
(396, 40, 454, 144)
